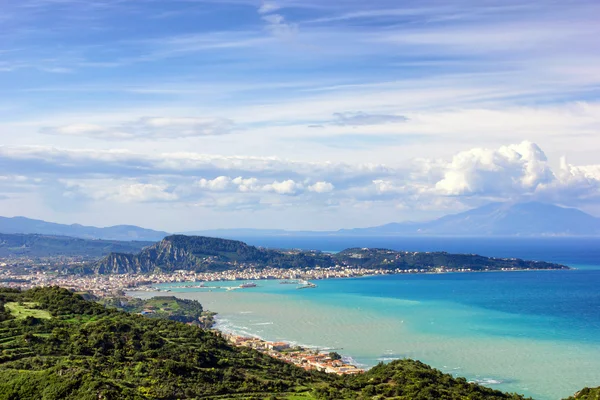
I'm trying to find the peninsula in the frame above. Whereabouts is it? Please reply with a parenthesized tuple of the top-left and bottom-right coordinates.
(0, 235, 569, 296)
(93, 235, 568, 275)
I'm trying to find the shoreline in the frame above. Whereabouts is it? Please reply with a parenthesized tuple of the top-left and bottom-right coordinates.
(121, 270, 600, 400)
(0, 263, 573, 298)
(217, 328, 365, 375)
(136, 267, 571, 295)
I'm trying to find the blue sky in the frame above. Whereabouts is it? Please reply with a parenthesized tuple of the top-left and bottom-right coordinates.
(1, 0, 600, 231)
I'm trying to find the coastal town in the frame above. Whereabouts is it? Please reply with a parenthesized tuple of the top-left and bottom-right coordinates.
(0, 256, 373, 376)
(221, 332, 364, 375)
(0, 260, 485, 297)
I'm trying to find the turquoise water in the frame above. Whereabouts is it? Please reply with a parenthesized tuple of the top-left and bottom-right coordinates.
(132, 238, 600, 400)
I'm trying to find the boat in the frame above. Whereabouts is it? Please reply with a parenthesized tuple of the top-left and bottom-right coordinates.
(297, 281, 317, 289)
(280, 280, 299, 284)
(239, 282, 257, 288)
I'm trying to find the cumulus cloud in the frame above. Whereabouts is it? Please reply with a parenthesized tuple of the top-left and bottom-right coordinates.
(197, 176, 334, 196)
(232, 177, 261, 192)
(1, 142, 599, 210)
(197, 176, 233, 191)
(434, 141, 555, 197)
(262, 179, 303, 195)
(0, 145, 391, 187)
(197, 176, 262, 193)
(41, 117, 235, 139)
(331, 112, 409, 126)
(308, 181, 334, 193)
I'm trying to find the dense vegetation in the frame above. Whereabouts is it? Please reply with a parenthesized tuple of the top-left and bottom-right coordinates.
(93, 235, 569, 275)
(0, 233, 152, 258)
(564, 387, 600, 400)
(0, 286, 561, 399)
(102, 295, 215, 327)
(336, 248, 565, 271)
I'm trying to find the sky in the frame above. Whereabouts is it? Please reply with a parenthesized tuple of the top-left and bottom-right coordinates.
(1, 0, 600, 231)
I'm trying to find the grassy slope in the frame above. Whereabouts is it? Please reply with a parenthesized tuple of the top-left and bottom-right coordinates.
(4, 302, 51, 319)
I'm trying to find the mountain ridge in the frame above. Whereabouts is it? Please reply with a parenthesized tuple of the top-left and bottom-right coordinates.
(344, 202, 600, 236)
(3, 202, 599, 240)
(187, 202, 600, 237)
(0, 216, 169, 241)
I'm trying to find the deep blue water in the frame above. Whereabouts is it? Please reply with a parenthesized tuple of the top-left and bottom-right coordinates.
(296, 271, 600, 344)
(150, 236, 600, 398)
(223, 236, 600, 345)
(231, 236, 600, 344)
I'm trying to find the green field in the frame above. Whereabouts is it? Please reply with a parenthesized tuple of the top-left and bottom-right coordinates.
(4, 302, 51, 320)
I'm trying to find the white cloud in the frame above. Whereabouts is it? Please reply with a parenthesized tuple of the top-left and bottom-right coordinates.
(0, 145, 392, 186)
(63, 180, 178, 203)
(258, 1, 280, 14)
(198, 176, 233, 191)
(197, 176, 330, 196)
(41, 117, 235, 139)
(372, 179, 398, 194)
(262, 179, 303, 195)
(308, 181, 334, 193)
(110, 183, 178, 203)
(2, 141, 600, 218)
(262, 14, 297, 37)
(434, 141, 555, 197)
(232, 177, 261, 192)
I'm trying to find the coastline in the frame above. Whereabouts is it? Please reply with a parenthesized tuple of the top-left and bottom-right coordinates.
(217, 328, 365, 375)
(125, 265, 569, 297)
(128, 270, 600, 400)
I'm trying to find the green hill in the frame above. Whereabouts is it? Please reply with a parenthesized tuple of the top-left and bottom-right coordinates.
(0, 286, 547, 399)
(93, 235, 569, 275)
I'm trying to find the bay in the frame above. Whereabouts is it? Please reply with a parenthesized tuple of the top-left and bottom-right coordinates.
(132, 237, 600, 400)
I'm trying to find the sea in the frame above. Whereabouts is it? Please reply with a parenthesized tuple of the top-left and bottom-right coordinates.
(131, 237, 600, 400)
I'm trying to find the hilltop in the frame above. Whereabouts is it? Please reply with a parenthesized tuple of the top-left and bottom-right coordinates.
(93, 234, 568, 275)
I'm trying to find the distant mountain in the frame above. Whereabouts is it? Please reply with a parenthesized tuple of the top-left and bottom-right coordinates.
(185, 202, 600, 238)
(93, 234, 568, 275)
(0, 216, 169, 241)
(0, 233, 153, 258)
(343, 202, 600, 236)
